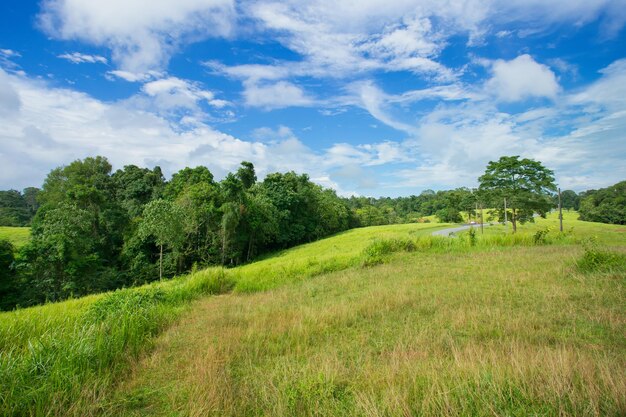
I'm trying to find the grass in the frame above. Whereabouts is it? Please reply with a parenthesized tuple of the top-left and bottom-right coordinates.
(0, 223, 448, 416)
(106, 245, 625, 417)
(0, 217, 624, 416)
(463, 211, 626, 246)
(0, 226, 30, 248)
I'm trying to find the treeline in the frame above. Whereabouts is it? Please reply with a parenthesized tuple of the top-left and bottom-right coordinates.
(346, 188, 479, 225)
(0, 188, 40, 226)
(1, 155, 623, 310)
(578, 181, 626, 225)
(0, 157, 354, 309)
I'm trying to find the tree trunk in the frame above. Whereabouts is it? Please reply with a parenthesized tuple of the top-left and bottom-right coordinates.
(247, 232, 254, 262)
(159, 243, 163, 281)
(511, 208, 517, 233)
(221, 229, 226, 266)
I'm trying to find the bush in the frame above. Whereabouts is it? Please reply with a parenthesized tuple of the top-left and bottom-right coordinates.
(576, 239, 626, 273)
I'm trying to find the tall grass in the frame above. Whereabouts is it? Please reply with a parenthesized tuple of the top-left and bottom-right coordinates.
(0, 223, 445, 416)
(0, 269, 232, 416)
(107, 245, 626, 417)
(360, 227, 578, 266)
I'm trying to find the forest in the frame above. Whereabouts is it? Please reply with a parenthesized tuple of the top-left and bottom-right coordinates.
(0, 156, 623, 310)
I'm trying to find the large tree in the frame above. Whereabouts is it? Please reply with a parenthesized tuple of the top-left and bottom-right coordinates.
(478, 156, 556, 232)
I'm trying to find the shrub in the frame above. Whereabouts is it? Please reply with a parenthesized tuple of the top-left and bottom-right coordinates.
(576, 239, 626, 273)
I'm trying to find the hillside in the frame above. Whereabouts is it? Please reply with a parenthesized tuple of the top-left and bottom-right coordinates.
(1, 217, 625, 416)
(0, 226, 30, 248)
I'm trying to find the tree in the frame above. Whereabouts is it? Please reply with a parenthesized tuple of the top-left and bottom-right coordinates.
(559, 190, 580, 211)
(164, 166, 214, 199)
(578, 181, 626, 225)
(0, 239, 16, 310)
(0, 190, 30, 226)
(236, 161, 257, 190)
(112, 165, 165, 218)
(138, 199, 185, 280)
(478, 156, 556, 232)
(19, 203, 102, 303)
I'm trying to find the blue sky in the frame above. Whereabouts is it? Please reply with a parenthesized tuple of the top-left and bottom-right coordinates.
(1, 0, 625, 196)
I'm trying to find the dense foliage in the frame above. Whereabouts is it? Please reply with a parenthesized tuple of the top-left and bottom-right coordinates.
(344, 187, 478, 226)
(578, 181, 626, 225)
(478, 156, 556, 232)
(0, 188, 40, 226)
(1, 157, 356, 309)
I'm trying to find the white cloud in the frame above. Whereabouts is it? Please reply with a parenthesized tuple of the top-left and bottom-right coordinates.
(38, 0, 236, 72)
(105, 70, 161, 82)
(0, 69, 21, 117)
(0, 70, 379, 197)
(344, 81, 415, 134)
(485, 54, 560, 102)
(58, 52, 107, 64)
(0, 49, 22, 70)
(569, 59, 626, 110)
(242, 80, 313, 109)
(0, 49, 21, 58)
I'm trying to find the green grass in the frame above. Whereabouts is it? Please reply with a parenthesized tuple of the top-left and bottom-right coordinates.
(0, 223, 447, 416)
(0, 217, 624, 416)
(106, 245, 626, 417)
(0, 226, 30, 248)
(232, 222, 449, 292)
(460, 211, 626, 246)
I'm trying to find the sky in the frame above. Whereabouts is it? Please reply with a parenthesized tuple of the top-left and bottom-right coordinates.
(0, 0, 625, 197)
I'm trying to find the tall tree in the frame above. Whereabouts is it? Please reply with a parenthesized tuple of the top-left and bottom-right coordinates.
(138, 199, 186, 280)
(478, 156, 556, 232)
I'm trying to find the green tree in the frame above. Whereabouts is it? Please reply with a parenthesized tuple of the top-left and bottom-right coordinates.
(112, 165, 165, 218)
(0, 190, 30, 226)
(578, 181, 626, 225)
(138, 199, 185, 280)
(164, 166, 214, 200)
(0, 239, 16, 310)
(20, 203, 102, 303)
(559, 189, 580, 211)
(236, 161, 257, 190)
(478, 156, 556, 232)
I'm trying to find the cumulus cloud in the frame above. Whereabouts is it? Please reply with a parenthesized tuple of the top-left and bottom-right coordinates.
(38, 0, 235, 72)
(0, 70, 391, 197)
(485, 54, 560, 102)
(58, 52, 107, 64)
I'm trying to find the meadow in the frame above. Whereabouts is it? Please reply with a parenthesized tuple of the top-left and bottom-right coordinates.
(0, 226, 30, 248)
(0, 217, 624, 416)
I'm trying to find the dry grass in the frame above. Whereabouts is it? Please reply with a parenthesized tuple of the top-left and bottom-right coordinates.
(104, 245, 626, 416)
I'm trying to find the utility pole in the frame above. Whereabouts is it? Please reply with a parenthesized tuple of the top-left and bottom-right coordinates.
(558, 187, 563, 232)
(504, 197, 507, 230)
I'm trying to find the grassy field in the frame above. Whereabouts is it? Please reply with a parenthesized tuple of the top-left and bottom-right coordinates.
(107, 245, 625, 417)
(0, 226, 30, 248)
(460, 211, 626, 246)
(0, 218, 624, 416)
(0, 222, 448, 416)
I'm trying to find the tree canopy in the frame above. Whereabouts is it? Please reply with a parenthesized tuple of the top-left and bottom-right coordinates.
(578, 181, 626, 225)
(478, 156, 556, 232)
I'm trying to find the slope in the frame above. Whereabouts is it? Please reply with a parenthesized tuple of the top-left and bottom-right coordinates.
(102, 219, 626, 416)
